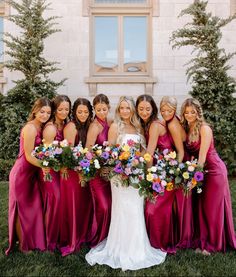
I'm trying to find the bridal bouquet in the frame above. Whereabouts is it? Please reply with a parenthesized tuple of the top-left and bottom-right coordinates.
(105, 139, 148, 187)
(32, 140, 62, 181)
(73, 143, 101, 186)
(179, 159, 204, 195)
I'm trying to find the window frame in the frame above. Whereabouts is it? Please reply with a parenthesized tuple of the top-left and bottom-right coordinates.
(85, 0, 158, 95)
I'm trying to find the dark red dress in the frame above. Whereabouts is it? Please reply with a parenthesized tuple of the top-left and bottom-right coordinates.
(145, 121, 193, 253)
(88, 117, 112, 247)
(186, 133, 236, 252)
(59, 122, 93, 256)
(39, 124, 63, 251)
(6, 124, 46, 255)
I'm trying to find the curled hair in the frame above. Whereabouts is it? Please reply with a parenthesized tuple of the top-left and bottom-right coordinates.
(180, 98, 205, 142)
(160, 96, 177, 112)
(115, 96, 144, 138)
(93, 93, 110, 109)
(27, 97, 52, 122)
(51, 94, 72, 124)
(136, 94, 158, 134)
(72, 98, 93, 146)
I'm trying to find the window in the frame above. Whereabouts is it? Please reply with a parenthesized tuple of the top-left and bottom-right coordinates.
(230, 0, 236, 15)
(94, 15, 148, 75)
(85, 0, 158, 95)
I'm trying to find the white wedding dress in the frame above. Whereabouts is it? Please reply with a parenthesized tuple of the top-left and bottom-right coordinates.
(85, 134, 166, 271)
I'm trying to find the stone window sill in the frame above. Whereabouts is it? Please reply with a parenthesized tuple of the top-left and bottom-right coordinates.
(84, 76, 157, 96)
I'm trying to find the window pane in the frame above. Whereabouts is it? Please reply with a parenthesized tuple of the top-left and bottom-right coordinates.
(124, 16, 147, 72)
(0, 17, 3, 63)
(95, 16, 118, 72)
(95, 0, 146, 3)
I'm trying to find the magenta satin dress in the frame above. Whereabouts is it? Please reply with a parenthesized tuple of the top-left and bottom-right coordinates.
(6, 124, 46, 255)
(39, 125, 63, 251)
(145, 121, 193, 253)
(59, 123, 93, 256)
(186, 134, 236, 252)
(88, 117, 112, 247)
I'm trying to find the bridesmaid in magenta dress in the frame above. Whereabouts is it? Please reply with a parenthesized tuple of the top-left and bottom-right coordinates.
(40, 95, 71, 251)
(59, 97, 94, 256)
(136, 95, 192, 253)
(6, 98, 52, 255)
(181, 98, 236, 255)
(86, 94, 112, 247)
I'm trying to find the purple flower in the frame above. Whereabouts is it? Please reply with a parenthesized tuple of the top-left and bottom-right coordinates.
(79, 159, 90, 168)
(152, 183, 162, 193)
(114, 163, 123, 174)
(194, 171, 204, 182)
(101, 152, 109, 160)
(163, 149, 169, 156)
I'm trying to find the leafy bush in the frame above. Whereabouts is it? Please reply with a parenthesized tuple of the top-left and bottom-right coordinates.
(0, 159, 15, 181)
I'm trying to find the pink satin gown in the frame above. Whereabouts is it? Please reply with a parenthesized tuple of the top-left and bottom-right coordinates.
(145, 121, 193, 253)
(59, 122, 93, 256)
(39, 125, 63, 251)
(6, 124, 46, 255)
(88, 117, 112, 247)
(186, 133, 236, 252)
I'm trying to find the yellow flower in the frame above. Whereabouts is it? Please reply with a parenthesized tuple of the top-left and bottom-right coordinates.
(166, 182, 174, 191)
(122, 145, 130, 152)
(144, 153, 152, 162)
(183, 172, 190, 179)
(96, 149, 102, 156)
(119, 151, 130, 160)
(169, 151, 177, 159)
(146, 173, 154, 182)
(82, 147, 88, 154)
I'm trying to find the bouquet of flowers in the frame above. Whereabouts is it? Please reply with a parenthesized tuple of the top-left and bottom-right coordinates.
(55, 139, 77, 180)
(96, 139, 147, 187)
(73, 143, 101, 186)
(137, 149, 180, 202)
(179, 159, 204, 195)
(32, 140, 62, 181)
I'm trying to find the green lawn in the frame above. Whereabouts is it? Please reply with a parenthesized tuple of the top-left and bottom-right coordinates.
(1, 180, 236, 276)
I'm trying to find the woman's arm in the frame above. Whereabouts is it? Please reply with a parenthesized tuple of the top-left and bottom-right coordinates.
(23, 125, 41, 167)
(63, 122, 77, 146)
(108, 123, 118, 145)
(146, 122, 160, 167)
(198, 125, 212, 167)
(168, 119, 185, 163)
(85, 122, 100, 149)
(42, 124, 57, 145)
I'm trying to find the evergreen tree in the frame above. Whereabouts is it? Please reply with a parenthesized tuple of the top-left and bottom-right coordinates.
(170, 0, 236, 174)
(0, 0, 66, 160)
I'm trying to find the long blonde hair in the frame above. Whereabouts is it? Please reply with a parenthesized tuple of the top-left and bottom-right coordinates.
(115, 96, 143, 136)
(180, 98, 205, 142)
(160, 96, 177, 112)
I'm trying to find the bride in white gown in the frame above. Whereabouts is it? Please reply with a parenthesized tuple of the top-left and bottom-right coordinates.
(85, 96, 166, 271)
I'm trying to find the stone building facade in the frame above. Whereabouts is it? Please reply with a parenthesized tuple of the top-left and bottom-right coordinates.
(1, 0, 236, 112)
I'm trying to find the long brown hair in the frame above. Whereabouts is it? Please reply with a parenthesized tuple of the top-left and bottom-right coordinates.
(51, 94, 71, 124)
(180, 98, 205, 142)
(27, 97, 52, 121)
(136, 94, 158, 134)
(72, 98, 93, 147)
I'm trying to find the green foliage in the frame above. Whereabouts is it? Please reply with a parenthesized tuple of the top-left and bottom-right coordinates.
(0, 159, 15, 181)
(170, 0, 236, 175)
(0, 0, 66, 160)
(0, 179, 236, 275)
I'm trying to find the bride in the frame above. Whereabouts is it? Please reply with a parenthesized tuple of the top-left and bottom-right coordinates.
(85, 96, 166, 271)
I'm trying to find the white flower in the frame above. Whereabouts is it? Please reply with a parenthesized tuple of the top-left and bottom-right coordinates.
(94, 159, 100, 169)
(60, 139, 69, 147)
(197, 187, 202, 193)
(52, 140, 59, 146)
(139, 157, 144, 163)
(188, 165, 195, 172)
(43, 161, 49, 166)
(150, 166, 157, 172)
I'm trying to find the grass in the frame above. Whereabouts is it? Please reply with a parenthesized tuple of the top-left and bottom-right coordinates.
(0, 179, 236, 276)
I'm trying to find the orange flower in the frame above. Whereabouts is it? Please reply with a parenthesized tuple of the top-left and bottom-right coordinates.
(166, 182, 174, 191)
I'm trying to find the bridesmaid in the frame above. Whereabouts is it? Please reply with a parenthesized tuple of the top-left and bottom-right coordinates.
(40, 95, 71, 251)
(180, 98, 236, 254)
(85, 93, 112, 247)
(136, 95, 191, 253)
(6, 98, 52, 255)
(59, 97, 94, 256)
